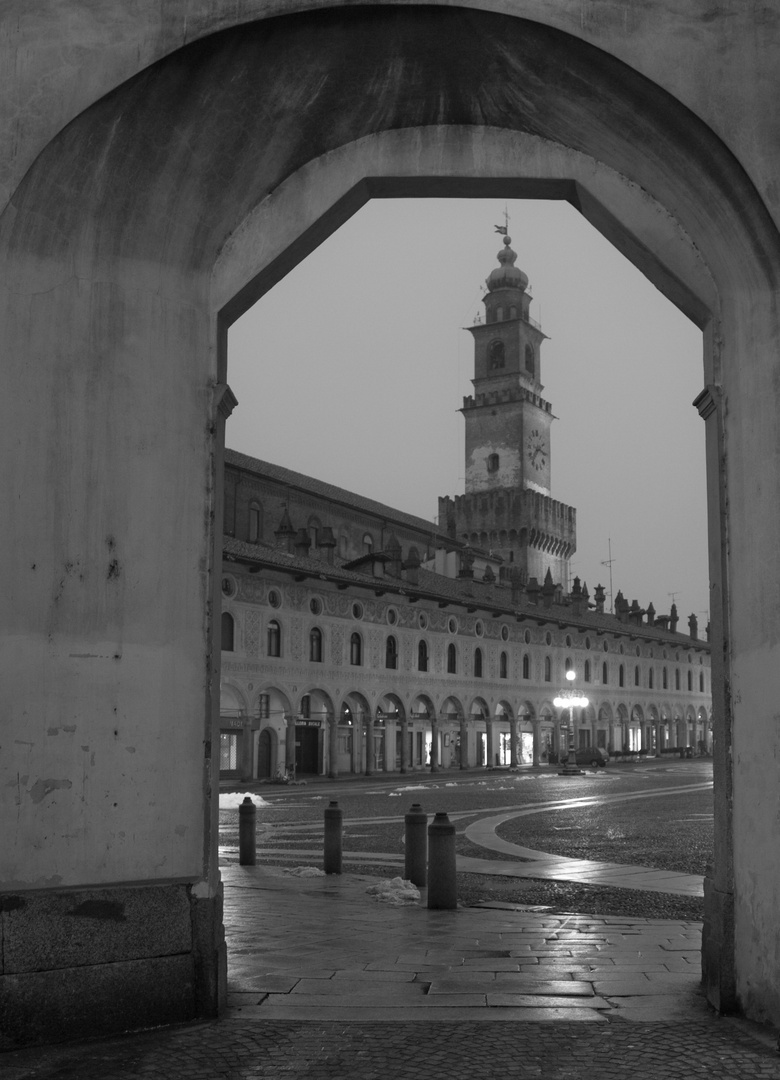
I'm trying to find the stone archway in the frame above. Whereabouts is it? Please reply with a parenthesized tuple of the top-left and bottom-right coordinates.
(3, 2, 779, 1039)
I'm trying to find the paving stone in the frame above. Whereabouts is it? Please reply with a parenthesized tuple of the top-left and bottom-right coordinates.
(428, 977, 595, 996)
(485, 994, 612, 1008)
(595, 981, 702, 997)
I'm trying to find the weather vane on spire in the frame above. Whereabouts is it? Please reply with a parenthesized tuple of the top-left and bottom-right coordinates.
(494, 205, 510, 237)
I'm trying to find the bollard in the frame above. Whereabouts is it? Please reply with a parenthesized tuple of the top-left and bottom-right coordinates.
(404, 803, 428, 887)
(239, 796, 256, 866)
(427, 811, 457, 910)
(323, 800, 343, 875)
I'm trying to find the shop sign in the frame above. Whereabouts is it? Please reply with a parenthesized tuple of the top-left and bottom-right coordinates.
(295, 718, 322, 728)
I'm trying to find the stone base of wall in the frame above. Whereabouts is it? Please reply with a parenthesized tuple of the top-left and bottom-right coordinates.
(0, 880, 226, 1050)
(702, 871, 736, 1014)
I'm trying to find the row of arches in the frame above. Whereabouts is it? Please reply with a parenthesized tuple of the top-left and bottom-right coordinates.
(219, 679, 711, 780)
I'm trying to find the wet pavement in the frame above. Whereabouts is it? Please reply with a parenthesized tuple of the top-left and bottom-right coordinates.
(4, 863, 780, 1079)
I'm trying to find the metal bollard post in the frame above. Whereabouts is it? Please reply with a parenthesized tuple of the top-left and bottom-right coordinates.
(239, 796, 257, 866)
(324, 800, 343, 875)
(404, 803, 428, 887)
(427, 811, 457, 910)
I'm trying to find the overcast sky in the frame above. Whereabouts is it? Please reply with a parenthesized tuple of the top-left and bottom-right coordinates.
(227, 198, 709, 627)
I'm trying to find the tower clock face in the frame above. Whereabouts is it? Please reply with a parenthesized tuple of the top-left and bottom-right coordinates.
(526, 429, 547, 471)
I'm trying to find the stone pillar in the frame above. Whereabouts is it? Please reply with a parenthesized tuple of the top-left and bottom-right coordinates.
(328, 715, 338, 779)
(365, 716, 374, 776)
(459, 715, 469, 769)
(509, 715, 518, 767)
(532, 718, 541, 766)
(485, 718, 495, 768)
(285, 718, 296, 771)
(400, 718, 408, 773)
(239, 719, 254, 782)
(384, 719, 395, 772)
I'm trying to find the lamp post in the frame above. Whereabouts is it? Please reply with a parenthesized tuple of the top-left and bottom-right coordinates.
(553, 670, 589, 777)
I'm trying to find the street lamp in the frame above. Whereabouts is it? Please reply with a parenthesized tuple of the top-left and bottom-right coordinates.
(553, 670, 589, 777)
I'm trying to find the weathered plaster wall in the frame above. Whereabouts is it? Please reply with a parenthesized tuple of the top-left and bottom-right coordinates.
(1, 2, 779, 233)
(1, 0, 779, 1037)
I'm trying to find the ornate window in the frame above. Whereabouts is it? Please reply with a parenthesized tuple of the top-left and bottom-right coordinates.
(619, 664, 625, 687)
(267, 619, 280, 658)
(584, 659, 591, 682)
(687, 670, 693, 691)
(676, 668, 681, 690)
(634, 665, 640, 687)
(602, 661, 608, 685)
(474, 647, 483, 678)
(221, 612, 234, 652)
(447, 643, 457, 674)
(418, 640, 429, 672)
(350, 632, 362, 666)
(499, 651, 508, 679)
(309, 627, 323, 663)
(700, 672, 705, 693)
(649, 668, 655, 689)
(522, 653, 530, 679)
(362, 533, 373, 554)
(386, 635, 398, 670)
(544, 656, 552, 682)
(663, 667, 668, 689)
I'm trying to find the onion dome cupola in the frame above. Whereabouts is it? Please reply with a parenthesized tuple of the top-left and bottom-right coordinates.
(482, 233, 533, 324)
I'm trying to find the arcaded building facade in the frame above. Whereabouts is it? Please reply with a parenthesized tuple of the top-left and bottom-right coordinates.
(220, 235, 710, 781)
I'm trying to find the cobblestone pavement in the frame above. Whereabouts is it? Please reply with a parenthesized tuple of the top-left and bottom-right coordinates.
(5, 1019, 780, 1079)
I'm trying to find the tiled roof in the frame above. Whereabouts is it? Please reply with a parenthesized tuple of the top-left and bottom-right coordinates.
(223, 537, 708, 651)
(225, 448, 454, 545)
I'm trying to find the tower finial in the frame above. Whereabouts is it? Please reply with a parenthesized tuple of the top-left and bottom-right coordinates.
(494, 204, 510, 240)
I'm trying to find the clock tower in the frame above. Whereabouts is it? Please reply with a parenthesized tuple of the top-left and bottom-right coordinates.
(438, 226, 576, 588)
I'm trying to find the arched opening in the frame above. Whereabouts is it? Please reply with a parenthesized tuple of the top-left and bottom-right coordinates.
(6, 1, 779, 1038)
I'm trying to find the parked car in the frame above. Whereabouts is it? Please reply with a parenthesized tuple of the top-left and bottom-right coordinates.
(571, 746, 609, 768)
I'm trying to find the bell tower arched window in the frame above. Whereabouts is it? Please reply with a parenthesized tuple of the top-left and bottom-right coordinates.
(525, 344, 535, 376)
(488, 340, 505, 370)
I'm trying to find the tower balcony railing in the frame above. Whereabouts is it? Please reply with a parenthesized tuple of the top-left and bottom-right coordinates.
(471, 311, 542, 332)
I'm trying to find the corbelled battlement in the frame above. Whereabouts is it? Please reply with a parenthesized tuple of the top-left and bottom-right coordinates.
(462, 385, 552, 413)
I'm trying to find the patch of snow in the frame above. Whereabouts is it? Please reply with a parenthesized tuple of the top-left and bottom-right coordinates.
(365, 877, 421, 905)
(219, 792, 272, 809)
(284, 866, 326, 877)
